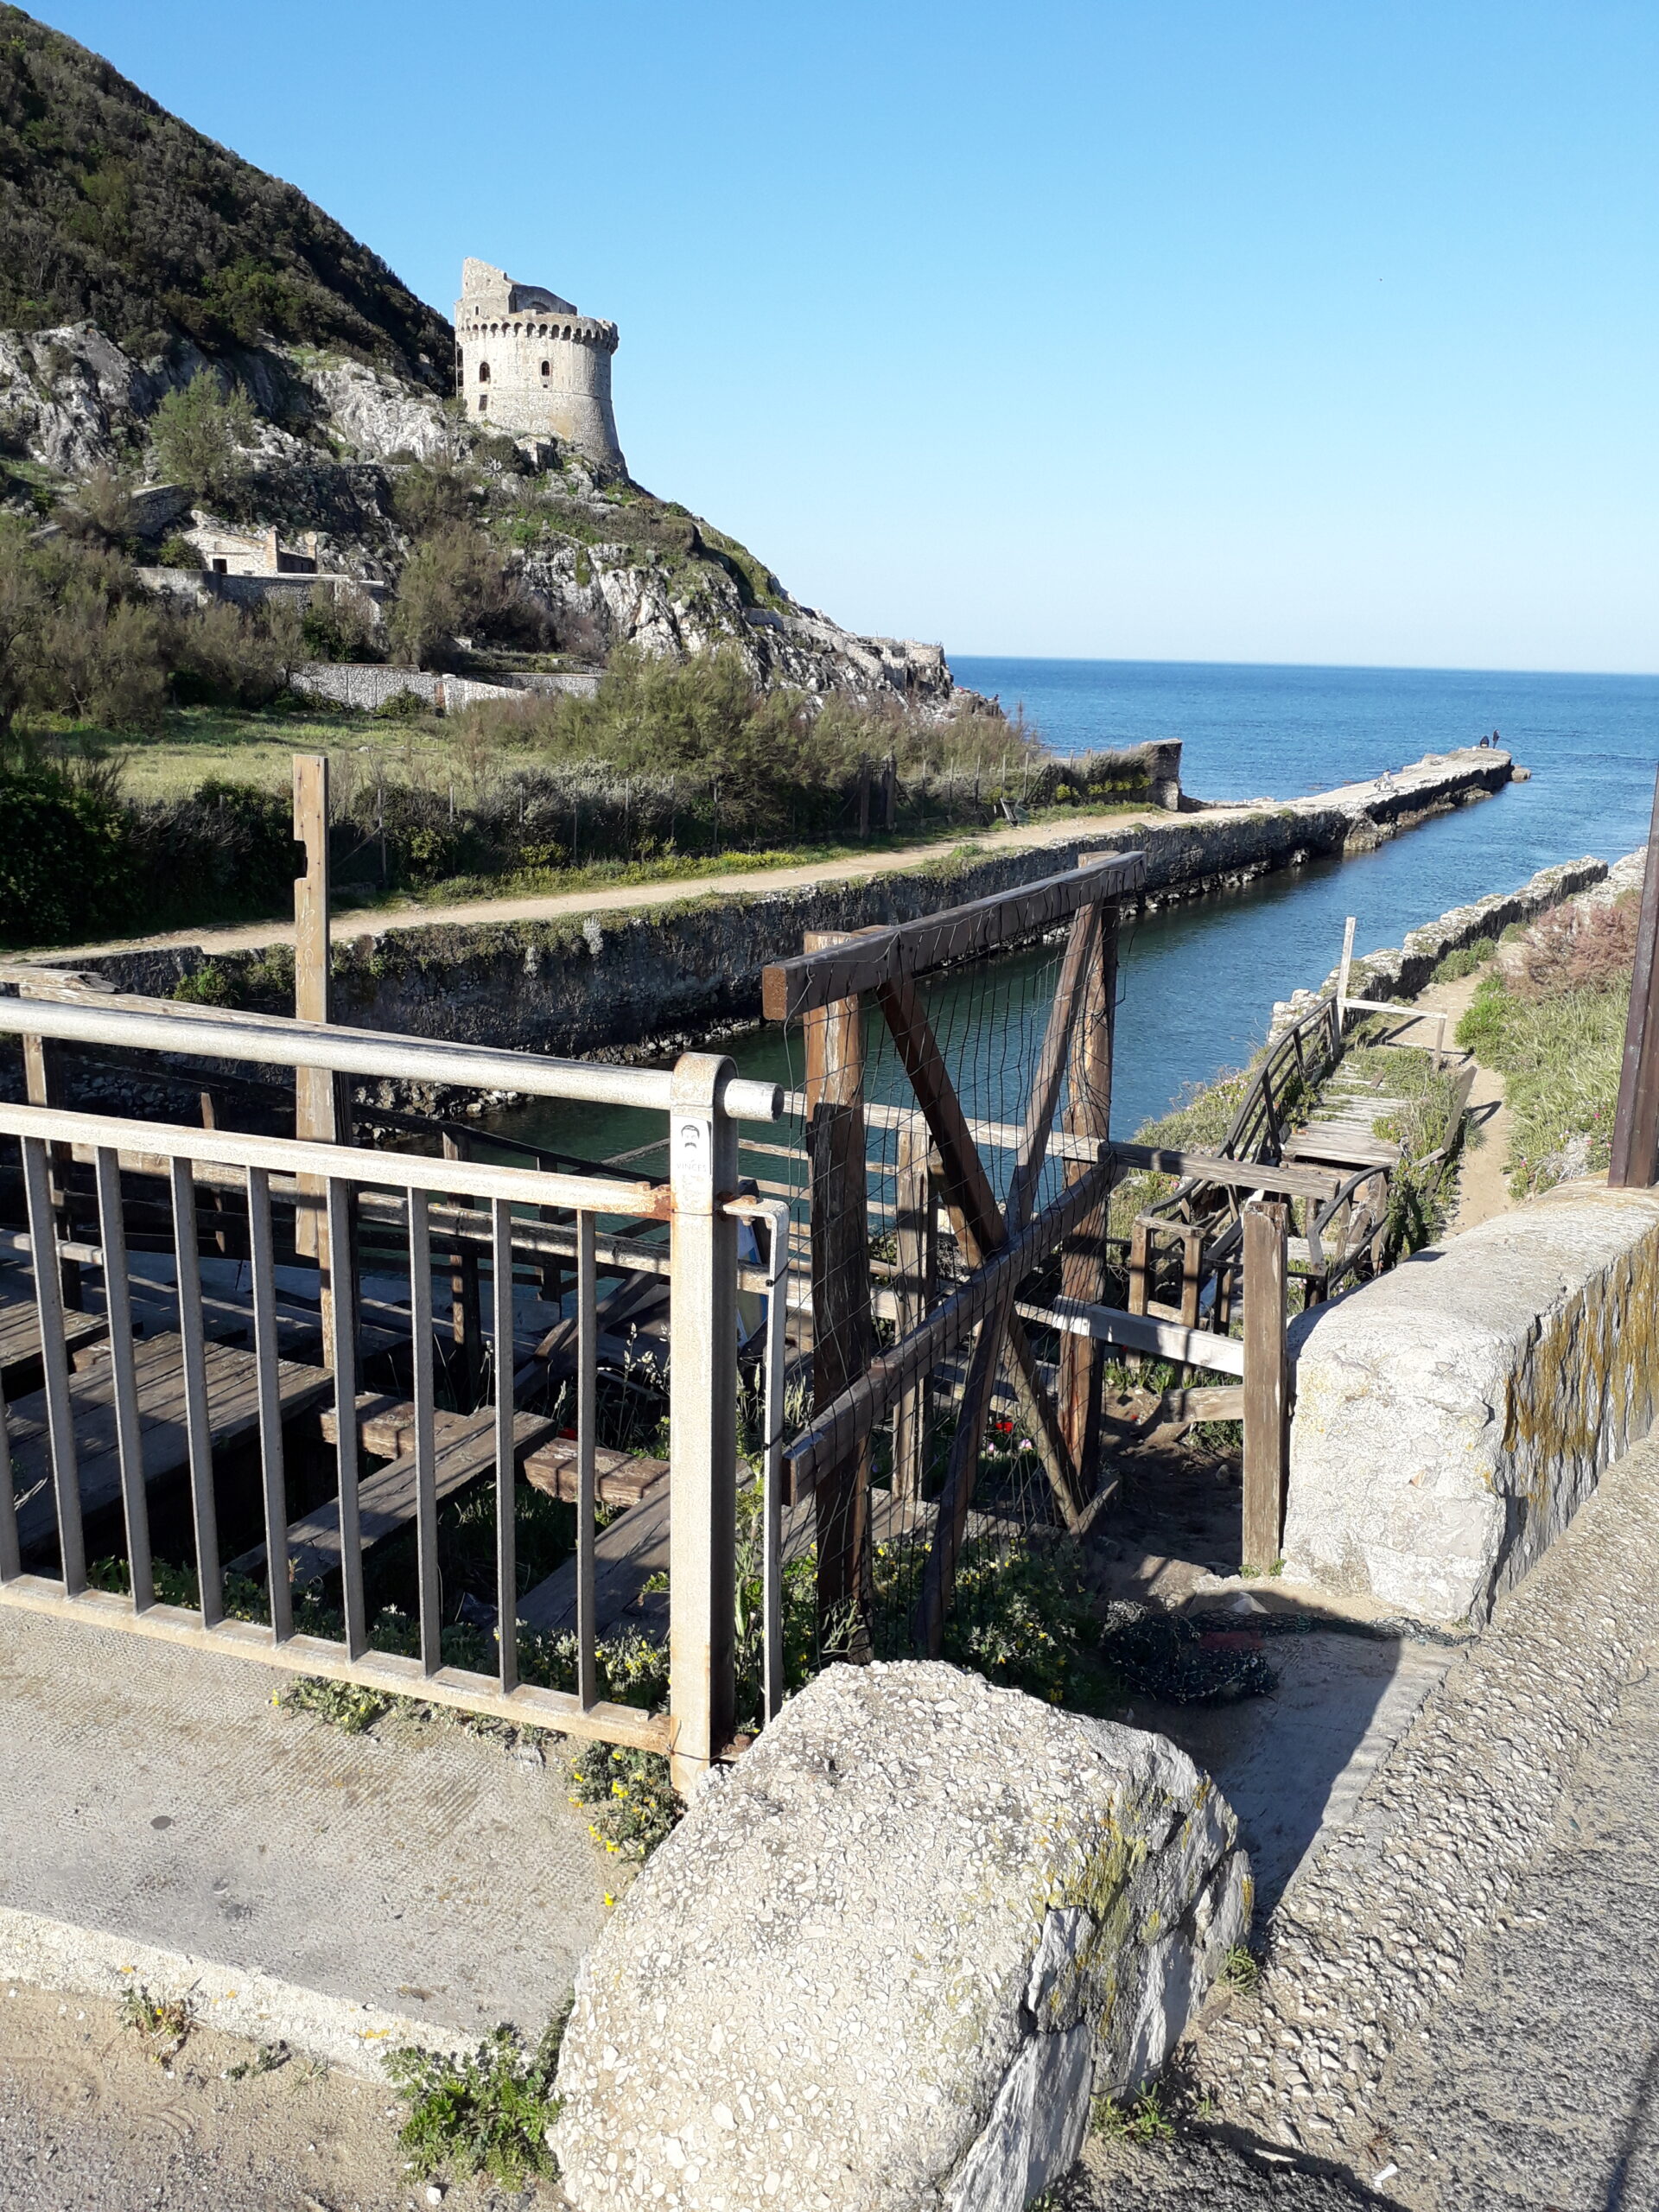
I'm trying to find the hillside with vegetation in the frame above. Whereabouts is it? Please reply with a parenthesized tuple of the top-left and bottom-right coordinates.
(0, 5, 449, 377)
(0, 10, 1130, 952)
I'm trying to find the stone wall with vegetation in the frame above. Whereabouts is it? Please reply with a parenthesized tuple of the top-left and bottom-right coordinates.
(1283, 1179, 1659, 1624)
(48, 752, 1515, 1074)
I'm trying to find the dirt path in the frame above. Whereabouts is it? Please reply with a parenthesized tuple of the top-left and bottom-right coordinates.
(1405, 968, 1514, 1235)
(48, 801, 1225, 962)
(0, 1978, 550, 2211)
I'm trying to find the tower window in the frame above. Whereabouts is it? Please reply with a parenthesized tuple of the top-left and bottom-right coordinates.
(478, 394, 487, 413)
(478, 359, 491, 383)
(540, 359, 550, 377)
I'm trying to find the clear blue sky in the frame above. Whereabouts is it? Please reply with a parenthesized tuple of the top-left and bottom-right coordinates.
(29, 1, 1659, 673)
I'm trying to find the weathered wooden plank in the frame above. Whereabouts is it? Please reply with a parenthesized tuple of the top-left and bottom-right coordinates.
(1014, 1293, 1246, 1377)
(8, 1333, 334, 1554)
(1058, 896, 1117, 1479)
(1241, 1203, 1289, 1573)
(230, 1408, 556, 1585)
(761, 851, 1146, 1020)
(522, 1436, 668, 1510)
(0, 1268, 108, 1384)
(1157, 1383, 1245, 1426)
(804, 930, 874, 1654)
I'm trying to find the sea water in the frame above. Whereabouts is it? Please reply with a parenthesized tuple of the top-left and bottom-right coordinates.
(480, 660, 1659, 1155)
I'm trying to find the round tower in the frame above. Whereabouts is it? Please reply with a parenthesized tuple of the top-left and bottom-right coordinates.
(454, 257, 626, 473)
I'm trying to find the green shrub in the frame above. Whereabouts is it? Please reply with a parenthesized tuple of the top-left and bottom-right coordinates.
(0, 761, 133, 942)
(147, 372, 255, 512)
(387, 2016, 566, 2188)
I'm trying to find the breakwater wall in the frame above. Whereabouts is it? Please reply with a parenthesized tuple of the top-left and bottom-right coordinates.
(1268, 848, 1616, 1037)
(37, 749, 1511, 1090)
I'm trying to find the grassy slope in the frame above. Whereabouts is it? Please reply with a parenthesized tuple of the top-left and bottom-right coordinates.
(1458, 968, 1628, 1194)
(0, 5, 449, 375)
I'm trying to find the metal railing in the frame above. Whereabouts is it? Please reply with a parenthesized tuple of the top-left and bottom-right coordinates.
(0, 994, 784, 1794)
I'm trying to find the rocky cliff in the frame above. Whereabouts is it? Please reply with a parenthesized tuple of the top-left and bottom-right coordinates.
(0, 10, 961, 710)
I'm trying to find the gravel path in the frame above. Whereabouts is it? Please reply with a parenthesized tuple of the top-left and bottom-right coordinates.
(0, 1979, 555, 2211)
(46, 804, 1173, 961)
(1077, 1428, 1659, 2211)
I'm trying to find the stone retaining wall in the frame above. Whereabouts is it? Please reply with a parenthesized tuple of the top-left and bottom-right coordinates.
(1268, 850, 1614, 1037)
(286, 661, 599, 713)
(1282, 1179, 1659, 1625)
(41, 750, 1514, 1083)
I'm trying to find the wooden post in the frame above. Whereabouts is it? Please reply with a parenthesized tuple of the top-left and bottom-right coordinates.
(856, 761, 872, 842)
(804, 931, 874, 1657)
(1336, 915, 1357, 1033)
(1179, 1224, 1204, 1327)
(1241, 1200, 1288, 1573)
(667, 1052, 739, 1796)
(1057, 894, 1117, 1482)
(22, 1034, 80, 1310)
(1611, 766, 1659, 1187)
(441, 1130, 484, 1407)
(891, 1119, 937, 1502)
(882, 753, 898, 833)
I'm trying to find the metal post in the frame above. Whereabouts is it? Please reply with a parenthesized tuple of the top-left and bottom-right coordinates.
(1336, 916, 1357, 1033)
(667, 1052, 740, 1796)
(1241, 1200, 1288, 1574)
(1611, 767, 1659, 1188)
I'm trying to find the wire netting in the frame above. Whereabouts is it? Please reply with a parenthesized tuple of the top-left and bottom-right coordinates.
(761, 907, 1123, 1682)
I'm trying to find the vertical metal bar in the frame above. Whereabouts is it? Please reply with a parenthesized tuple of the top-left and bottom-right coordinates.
(575, 1211, 597, 1713)
(24, 1137, 84, 1593)
(327, 1176, 365, 1657)
(94, 1147, 152, 1612)
(759, 1199, 790, 1723)
(667, 1054, 741, 1796)
(408, 1189, 441, 1676)
(491, 1198, 518, 1692)
(293, 753, 341, 1274)
(0, 1363, 16, 1584)
(246, 1167, 291, 1644)
(170, 1159, 220, 1625)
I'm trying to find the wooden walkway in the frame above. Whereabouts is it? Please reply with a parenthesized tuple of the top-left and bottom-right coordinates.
(0, 1264, 107, 1387)
(7, 1332, 334, 1554)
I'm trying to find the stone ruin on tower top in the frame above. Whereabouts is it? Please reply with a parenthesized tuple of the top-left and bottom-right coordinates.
(454, 257, 626, 473)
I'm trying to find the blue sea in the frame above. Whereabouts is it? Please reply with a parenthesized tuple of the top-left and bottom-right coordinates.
(953, 658, 1659, 1129)
(484, 660, 1659, 1158)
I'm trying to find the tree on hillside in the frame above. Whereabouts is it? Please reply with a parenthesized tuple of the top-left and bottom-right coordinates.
(148, 372, 256, 512)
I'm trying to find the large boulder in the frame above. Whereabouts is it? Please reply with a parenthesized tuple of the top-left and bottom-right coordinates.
(1282, 1179, 1659, 1624)
(550, 1662, 1249, 2210)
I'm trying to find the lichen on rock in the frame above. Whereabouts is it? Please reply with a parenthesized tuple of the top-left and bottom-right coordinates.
(549, 1661, 1249, 2211)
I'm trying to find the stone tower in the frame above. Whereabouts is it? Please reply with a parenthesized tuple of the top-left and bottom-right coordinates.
(454, 257, 626, 472)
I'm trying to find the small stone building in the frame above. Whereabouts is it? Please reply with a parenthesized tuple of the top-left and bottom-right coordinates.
(186, 515, 320, 577)
(454, 257, 626, 473)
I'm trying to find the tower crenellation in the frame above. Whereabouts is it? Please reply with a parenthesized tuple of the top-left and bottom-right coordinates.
(454, 257, 626, 472)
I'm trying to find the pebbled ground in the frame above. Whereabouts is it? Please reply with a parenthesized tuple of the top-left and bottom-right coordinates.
(1078, 1434, 1659, 2212)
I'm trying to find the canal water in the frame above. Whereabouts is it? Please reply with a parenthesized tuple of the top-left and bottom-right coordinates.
(477, 660, 1659, 1160)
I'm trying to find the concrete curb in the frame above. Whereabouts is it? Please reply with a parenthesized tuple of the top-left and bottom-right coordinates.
(0, 1904, 471, 2076)
(1197, 1429, 1659, 2156)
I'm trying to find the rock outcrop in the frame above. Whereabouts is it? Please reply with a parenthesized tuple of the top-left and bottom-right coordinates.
(549, 1662, 1249, 2211)
(0, 318, 959, 708)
